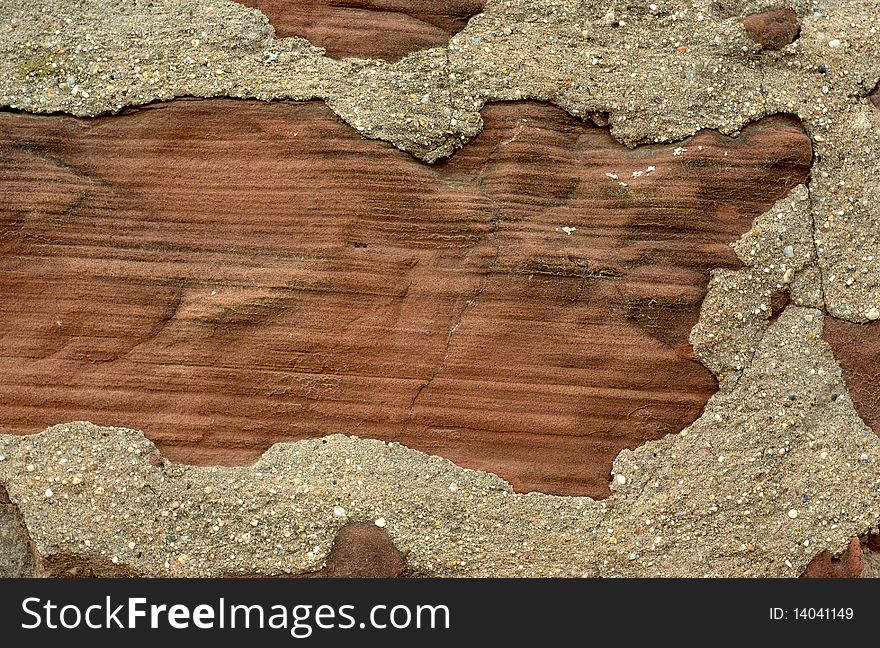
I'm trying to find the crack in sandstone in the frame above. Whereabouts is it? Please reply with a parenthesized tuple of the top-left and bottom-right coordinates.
(405, 216, 501, 423)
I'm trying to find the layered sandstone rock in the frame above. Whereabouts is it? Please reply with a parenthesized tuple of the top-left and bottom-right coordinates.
(0, 100, 811, 497)
(237, 0, 485, 60)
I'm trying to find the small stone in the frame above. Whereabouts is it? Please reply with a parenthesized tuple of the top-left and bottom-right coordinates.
(128, 541, 136, 550)
(828, 39, 841, 48)
(860, 453, 869, 462)
(616, 474, 627, 485)
(374, 517, 387, 528)
(333, 505, 346, 518)
(783, 245, 794, 258)
(44, 488, 53, 498)
(742, 9, 800, 50)
(866, 307, 879, 320)
(71, 476, 82, 485)
(788, 508, 799, 519)
(203, 486, 213, 495)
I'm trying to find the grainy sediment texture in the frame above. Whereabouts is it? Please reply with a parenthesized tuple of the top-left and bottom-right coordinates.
(0, 0, 878, 577)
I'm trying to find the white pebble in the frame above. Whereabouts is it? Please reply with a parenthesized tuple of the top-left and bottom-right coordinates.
(860, 453, 869, 462)
(374, 517, 387, 528)
(828, 39, 841, 48)
(788, 509, 799, 519)
(616, 474, 627, 485)
(332, 505, 346, 518)
(783, 245, 794, 258)
(44, 488, 53, 498)
(866, 307, 879, 321)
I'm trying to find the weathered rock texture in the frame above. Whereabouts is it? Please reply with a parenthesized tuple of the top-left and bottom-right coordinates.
(741, 8, 801, 51)
(321, 522, 407, 577)
(824, 320, 880, 436)
(0, 101, 810, 497)
(236, 0, 485, 60)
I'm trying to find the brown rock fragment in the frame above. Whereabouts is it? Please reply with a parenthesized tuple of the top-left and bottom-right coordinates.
(323, 522, 406, 577)
(824, 318, 880, 435)
(237, 0, 485, 60)
(869, 83, 880, 110)
(800, 538, 864, 578)
(742, 9, 800, 50)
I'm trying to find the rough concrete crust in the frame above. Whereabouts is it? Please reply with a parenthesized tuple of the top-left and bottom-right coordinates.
(0, 0, 879, 576)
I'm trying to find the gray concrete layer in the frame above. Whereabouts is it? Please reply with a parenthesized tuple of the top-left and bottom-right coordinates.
(0, 0, 879, 576)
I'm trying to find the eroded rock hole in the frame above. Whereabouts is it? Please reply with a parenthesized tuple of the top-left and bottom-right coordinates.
(0, 100, 811, 497)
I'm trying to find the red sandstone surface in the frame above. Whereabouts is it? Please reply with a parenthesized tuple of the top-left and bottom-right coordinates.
(800, 537, 864, 578)
(237, 0, 485, 60)
(824, 319, 880, 436)
(0, 100, 811, 497)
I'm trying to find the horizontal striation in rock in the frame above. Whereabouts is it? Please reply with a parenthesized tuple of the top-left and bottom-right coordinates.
(0, 100, 811, 496)
(237, 0, 485, 60)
